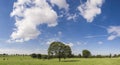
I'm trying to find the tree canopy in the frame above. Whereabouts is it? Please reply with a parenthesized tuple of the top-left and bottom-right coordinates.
(82, 49, 91, 58)
(48, 41, 72, 61)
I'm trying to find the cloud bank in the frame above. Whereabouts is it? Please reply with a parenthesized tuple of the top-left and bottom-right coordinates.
(78, 0, 104, 22)
(9, 0, 105, 42)
(10, 0, 59, 42)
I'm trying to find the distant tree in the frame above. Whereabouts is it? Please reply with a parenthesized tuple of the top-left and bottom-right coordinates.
(37, 54, 42, 59)
(96, 55, 102, 58)
(113, 54, 117, 58)
(91, 55, 96, 58)
(109, 54, 112, 58)
(42, 55, 48, 60)
(70, 54, 75, 58)
(48, 41, 72, 61)
(118, 54, 120, 57)
(31, 53, 42, 59)
(82, 50, 91, 58)
(78, 54, 82, 58)
(3, 53, 8, 57)
(31, 53, 37, 58)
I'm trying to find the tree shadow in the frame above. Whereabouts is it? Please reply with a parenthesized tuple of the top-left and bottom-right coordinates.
(62, 60, 80, 62)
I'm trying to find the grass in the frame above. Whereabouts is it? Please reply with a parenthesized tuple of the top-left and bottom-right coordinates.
(0, 56, 120, 65)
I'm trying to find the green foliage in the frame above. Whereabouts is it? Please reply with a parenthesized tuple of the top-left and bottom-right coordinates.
(42, 55, 48, 59)
(96, 55, 102, 58)
(78, 54, 82, 58)
(48, 41, 72, 61)
(109, 54, 112, 58)
(31, 53, 37, 58)
(82, 50, 91, 58)
(31, 53, 41, 59)
(37, 54, 42, 59)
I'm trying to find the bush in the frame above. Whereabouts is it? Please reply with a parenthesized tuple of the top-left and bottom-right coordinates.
(82, 50, 91, 58)
(31, 53, 37, 58)
(31, 53, 42, 59)
(37, 54, 42, 59)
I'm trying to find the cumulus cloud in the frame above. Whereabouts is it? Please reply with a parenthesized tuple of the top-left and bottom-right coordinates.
(78, 0, 104, 22)
(107, 26, 120, 40)
(9, 0, 58, 42)
(50, 0, 69, 11)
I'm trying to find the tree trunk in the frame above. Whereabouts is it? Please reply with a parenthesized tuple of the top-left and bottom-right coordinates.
(59, 57, 61, 62)
(58, 51, 61, 62)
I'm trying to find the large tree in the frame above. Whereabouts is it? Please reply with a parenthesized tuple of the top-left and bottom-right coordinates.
(82, 50, 91, 58)
(48, 41, 72, 61)
(63, 45, 72, 58)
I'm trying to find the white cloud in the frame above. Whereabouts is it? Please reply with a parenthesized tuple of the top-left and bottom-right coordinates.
(108, 36, 116, 40)
(9, 0, 58, 42)
(45, 38, 74, 47)
(107, 26, 120, 40)
(84, 35, 107, 38)
(66, 43, 74, 47)
(67, 13, 78, 21)
(83, 42, 87, 45)
(98, 41, 103, 44)
(50, 0, 69, 11)
(76, 41, 87, 45)
(76, 41, 82, 45)
(78, 0, 104, 22)
(46, 38, 60, 45)
(58, 31, 62, 36)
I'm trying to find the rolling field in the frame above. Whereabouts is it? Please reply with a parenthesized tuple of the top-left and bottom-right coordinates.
(0, 56, 120, 65)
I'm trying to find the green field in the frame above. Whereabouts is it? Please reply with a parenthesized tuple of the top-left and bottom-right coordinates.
(0, 56, 120, 65)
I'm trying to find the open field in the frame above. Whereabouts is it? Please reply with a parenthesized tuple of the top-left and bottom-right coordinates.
(0, 56, 120, 65)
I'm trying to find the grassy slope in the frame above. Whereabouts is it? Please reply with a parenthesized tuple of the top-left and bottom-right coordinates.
(0, 56, 120, 65)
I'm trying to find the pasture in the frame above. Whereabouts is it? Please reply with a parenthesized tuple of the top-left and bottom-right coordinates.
(0, 56, 120, 65)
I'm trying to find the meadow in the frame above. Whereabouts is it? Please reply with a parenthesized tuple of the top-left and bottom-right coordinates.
(0, 56, 120, 65)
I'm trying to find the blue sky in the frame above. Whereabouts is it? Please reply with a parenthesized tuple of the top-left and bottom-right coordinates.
(0, 0, 120, 55)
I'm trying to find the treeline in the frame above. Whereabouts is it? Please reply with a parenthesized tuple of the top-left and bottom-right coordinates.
(71, 54, 120, 58)
(30, 53, 72, 59)
(0, 53, 8, 56)
(0, 54, 28, 56)
(1, 53, 120, 58)
(1, 41, 120, 61)
(92, 54, 120, 58)
(30, 53, 120, 59)
(30, 53, 48, 59)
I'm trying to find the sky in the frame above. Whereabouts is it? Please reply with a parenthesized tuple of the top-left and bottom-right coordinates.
(0, 0, 120, 55)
